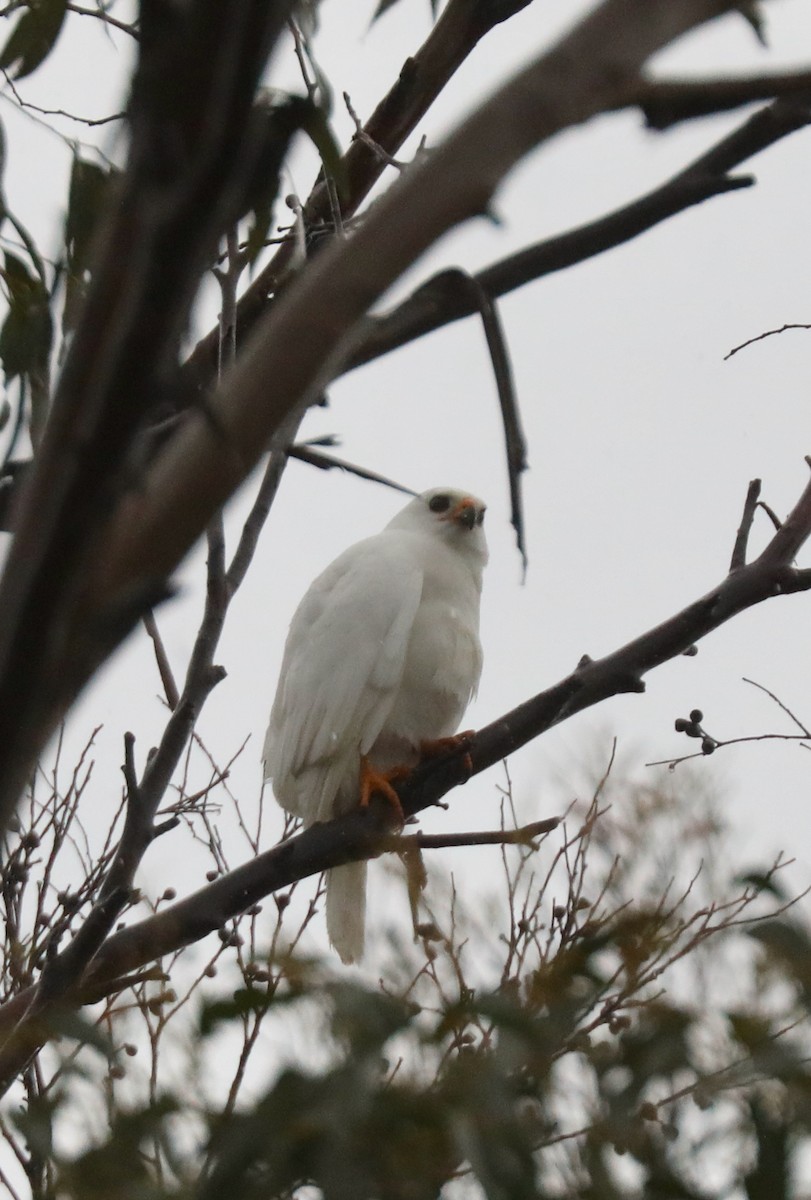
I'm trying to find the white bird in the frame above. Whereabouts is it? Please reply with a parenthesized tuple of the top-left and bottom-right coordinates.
(263, 487, 488, 964)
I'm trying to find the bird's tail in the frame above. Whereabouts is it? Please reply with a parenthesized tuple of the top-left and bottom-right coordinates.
(325, 861, 367, 965)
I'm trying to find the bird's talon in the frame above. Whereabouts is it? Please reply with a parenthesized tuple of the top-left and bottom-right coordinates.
(359, 755, 407, 825)
(419, 731, 475, 779)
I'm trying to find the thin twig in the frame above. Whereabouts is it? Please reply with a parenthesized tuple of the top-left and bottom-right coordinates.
(725, 322, 811, 361)
(427, 269, 529, 575)
(143, 611, 179, 709)
(65, 2, 138, 38)
(286, 443, 418, 500)
(742, 676, 811, 737)
(343, 91, 407, 170)
(729, 478, 761, 571)
(385, 817, 561, 852)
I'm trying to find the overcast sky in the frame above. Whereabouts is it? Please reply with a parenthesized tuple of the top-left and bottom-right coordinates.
(1, 0, 810, 967)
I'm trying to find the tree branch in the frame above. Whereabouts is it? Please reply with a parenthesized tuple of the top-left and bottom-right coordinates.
(637, 70, 811, 130)
(348, 94, 811, 370)
(83, 0, 742, 671)
(181, 0, 537, 395)
(1, 459, 809, 1087)
(385, 817, 562, 851)
(0, 1, 295, 831)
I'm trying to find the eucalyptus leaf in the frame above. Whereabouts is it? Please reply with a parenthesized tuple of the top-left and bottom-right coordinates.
(0, 0, 68, 80)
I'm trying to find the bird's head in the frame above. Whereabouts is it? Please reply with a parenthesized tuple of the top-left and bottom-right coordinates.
(389, 487, 488, 564)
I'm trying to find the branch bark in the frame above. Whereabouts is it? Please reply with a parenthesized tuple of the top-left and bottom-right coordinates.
(81, 0, 742, 683)
(348, 94, 811, 369)
(0, 462, 809, 1088)
(637, 70, 811, 129)
(181, 0, 537, 396)
(0, 1, 295, 831)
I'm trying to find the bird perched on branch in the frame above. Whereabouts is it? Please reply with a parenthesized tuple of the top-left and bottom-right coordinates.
(263, 487, 488, 964)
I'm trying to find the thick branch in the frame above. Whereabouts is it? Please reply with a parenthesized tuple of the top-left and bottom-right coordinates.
(0, 1, 294, 830)
(182, 0, 536, 394)
(1, 463, 810, 1089)
(348, 95, 811, 369)
(638, 70, 811, 129)
(86, 0, 740, 637)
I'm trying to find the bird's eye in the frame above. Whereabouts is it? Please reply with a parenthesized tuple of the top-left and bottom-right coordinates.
(475, 507, 486, 526)
(429, 494, 451, 513)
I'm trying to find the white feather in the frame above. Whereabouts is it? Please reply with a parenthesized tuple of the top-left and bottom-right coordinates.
(264, 487, 487, 963)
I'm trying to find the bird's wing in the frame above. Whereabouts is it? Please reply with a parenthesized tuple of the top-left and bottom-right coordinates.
(264, 531, 423, 821)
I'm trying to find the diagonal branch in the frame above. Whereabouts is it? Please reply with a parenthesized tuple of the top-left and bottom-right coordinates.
(426, 270, 529, 572)
(85, 0, 743, 642)
(0, 1, 295, 832)
(182, 0, 536, 394)
(637, 69, 811, 129)
(0, 460, 809, 1089)
(349, 94, 811, 370)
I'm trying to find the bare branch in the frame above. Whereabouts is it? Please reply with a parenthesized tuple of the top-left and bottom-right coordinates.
(423, 270, 529, 572)
(637, 69, 811, 130)
(730, 478, 761, 571)
(1, 456, 810, 1082)
(725, 322, 811, 360)
(0, 2, 295, 831)
(143, 611, 180, 709)
(286, 443, 419, 501)
(386, 817, 561, 851)
(183, 0, 539, 391)
(743, 676, 811, 738)
(89, 0, 739, 639)
(351, 96, 811, 370)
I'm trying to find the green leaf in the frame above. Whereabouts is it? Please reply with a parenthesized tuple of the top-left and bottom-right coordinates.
(736, 869, 787, 900)
(299, 101, 347, 204)
(0, 0, 68, 80)
(0, 115, 6, 192)
(613, 1002, 694, 1099)
(242, 199, 273, 267)
(370, 0, 439, 23)
(63, 154, 118, 334)
(727, 1011, 772, 1051)
(750, 919, 811, 1008)
(11, 1089, 58, 1162)
(370, 0, 401, 24)
(43, 1008, 115, 1056)
(199, 986, 276, 1036)
(59, 1097, 178, 1200)
(0, 247, 53, 438)
(0, 249, 52, 380)
(446, 1055, 538, 1200)
(745, 1096, 789, 1200)
(737, 2, 768, 47)
(328, 981, 413, 1054)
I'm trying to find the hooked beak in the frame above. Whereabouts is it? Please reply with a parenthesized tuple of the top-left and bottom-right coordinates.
(443, 497, 480, 531)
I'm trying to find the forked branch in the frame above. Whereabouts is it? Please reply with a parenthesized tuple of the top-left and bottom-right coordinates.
(0, 463, 808, 1091)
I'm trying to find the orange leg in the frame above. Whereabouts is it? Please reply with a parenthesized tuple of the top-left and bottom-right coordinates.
(419, 730, 475, 777)
(359, 756, 409, 825)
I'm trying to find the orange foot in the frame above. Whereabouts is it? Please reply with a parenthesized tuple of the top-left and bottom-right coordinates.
(419, 730, 476, 777)
(359, 756, 409, 825)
